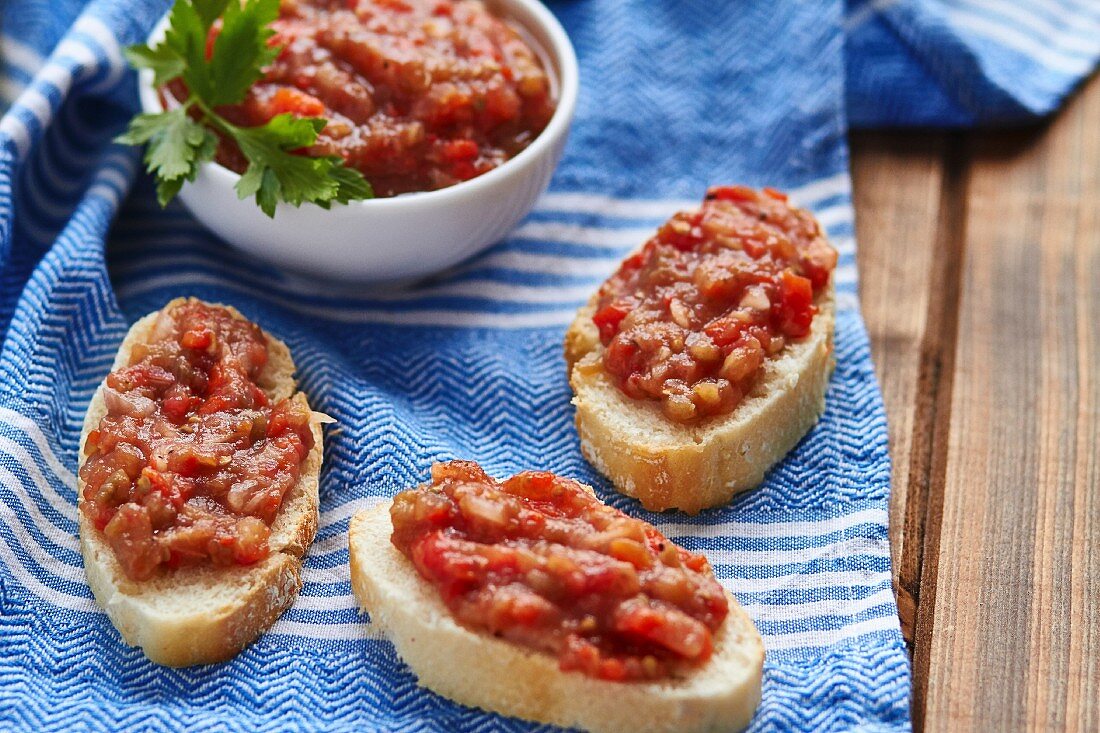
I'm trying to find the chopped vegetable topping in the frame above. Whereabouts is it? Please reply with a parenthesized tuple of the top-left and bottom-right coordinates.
(390, 461, 730, 681)
(207, 0, 556, 197)
(590, 186, 838, 423)
(80, 300, 315, 580)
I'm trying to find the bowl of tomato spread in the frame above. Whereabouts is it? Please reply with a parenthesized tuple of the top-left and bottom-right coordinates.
(139, 0, 578, 282)
(390, 460, 730, 681)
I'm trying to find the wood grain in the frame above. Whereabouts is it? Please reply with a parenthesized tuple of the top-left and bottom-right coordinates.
(924, 74, 1100, 731)
(850, 131, 950, 641)
(851, 70, 1100, 732)
(851, 130, 972, 730)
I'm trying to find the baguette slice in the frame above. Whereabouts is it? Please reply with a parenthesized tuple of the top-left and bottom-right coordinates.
(565, 282, 835, 514)
(78, 298, 323, 666)
(349, 501, 765, 733)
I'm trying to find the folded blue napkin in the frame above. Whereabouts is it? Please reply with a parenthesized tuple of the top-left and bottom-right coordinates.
(0, 1, 1095, 730)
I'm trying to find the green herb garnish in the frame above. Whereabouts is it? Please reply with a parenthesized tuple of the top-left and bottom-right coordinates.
(118, 0, 373, 217)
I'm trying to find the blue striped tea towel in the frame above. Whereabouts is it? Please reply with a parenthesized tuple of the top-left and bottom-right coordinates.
(1, 1, 1096, 731)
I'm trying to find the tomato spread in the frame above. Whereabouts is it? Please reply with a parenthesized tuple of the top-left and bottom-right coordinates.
(390, 461, 730, 681)
(204, 0, 556, 197)
(79, 300, 314, 581)
(589, 186, 838, 423)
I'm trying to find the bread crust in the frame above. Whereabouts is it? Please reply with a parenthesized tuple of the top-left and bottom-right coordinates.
(566, 283, 835, 514)
(349, 502, 764, 733)
(77, 298, 323, 666)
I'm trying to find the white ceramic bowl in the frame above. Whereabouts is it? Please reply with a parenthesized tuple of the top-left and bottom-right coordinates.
(138, 0, 578, 283)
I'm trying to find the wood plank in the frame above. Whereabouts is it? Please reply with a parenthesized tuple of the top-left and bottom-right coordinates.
(849, 131, 950, 642)
(924, 74, 1100, 731)
(850, 131, 970, 731)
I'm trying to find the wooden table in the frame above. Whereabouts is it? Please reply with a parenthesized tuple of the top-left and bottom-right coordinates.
(850, 71, 1099, 732)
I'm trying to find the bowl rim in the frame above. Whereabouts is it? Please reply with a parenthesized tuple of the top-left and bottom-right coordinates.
(137, 0, 580, 213)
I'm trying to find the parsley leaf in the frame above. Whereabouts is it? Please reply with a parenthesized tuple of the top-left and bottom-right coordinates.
(190, 0, 230, 30)
(123, 44, 185, 88)
(228, 114, 374, 215)
(233, 114, 336, 217)
(326, 162, 376, 205)
(117, 0, 373, 217)
(207, 0, 279, 106)
(117, 106, 217, 206)
(163, 0, 212, 102)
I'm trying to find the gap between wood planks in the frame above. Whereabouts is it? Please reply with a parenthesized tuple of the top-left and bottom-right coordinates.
(850, 128, 973, 730)
(854, 71, 1099, 731)
(905, 133, 968, 733)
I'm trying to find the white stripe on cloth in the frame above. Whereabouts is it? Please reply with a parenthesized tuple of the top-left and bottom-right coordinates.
(0, 406, 78, 486)
(0, 454, 78, 551)
(111, 255, 606, 305)
(309, 507, 891, 557)
(0, 34, 45, 75)
(956, 0, 1100, 56)
(71, 15, 126, 92)
(112, 259, 859, 325)
(286, 611, 899, 650)
(268, 619, 384, 641)
(943, 7, 1097, 76)
(267, 615, 902, 650)
(844, 0, 899, 32)
(742, 586, 897, 623)
(287, 583, 899, 628)
(762, 615, 901, 651)
(320, 497, 387, 528)
(0, 529, 96, 611)
(660, 508, 889, 542)
(52, 38, 99, 76)
(116, 274, 586, 328)
(536, 172, 851, 219)
(0, 16, 126, 158)
(512, 222, 657, 249)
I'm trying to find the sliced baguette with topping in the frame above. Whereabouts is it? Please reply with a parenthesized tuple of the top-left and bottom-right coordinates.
(564, 185, 837, 514)
(78, 298, 323, 666)
(566, 284, 834, 514)
(349, 500, 765, 733)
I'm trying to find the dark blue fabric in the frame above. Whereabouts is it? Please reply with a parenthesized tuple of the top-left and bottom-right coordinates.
(845, 0, 1100, 126)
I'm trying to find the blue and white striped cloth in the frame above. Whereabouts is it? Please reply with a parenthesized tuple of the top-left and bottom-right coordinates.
(845, 0, 1100, 126)
(0, 1, 1096, 731)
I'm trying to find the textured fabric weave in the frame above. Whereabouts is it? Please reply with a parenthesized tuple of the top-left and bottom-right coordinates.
(845, 0, 1100, 126)
(0, 1, 1095, 731)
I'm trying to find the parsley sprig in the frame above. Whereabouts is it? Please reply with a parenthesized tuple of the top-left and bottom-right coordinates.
(118, 0, 373, 217)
